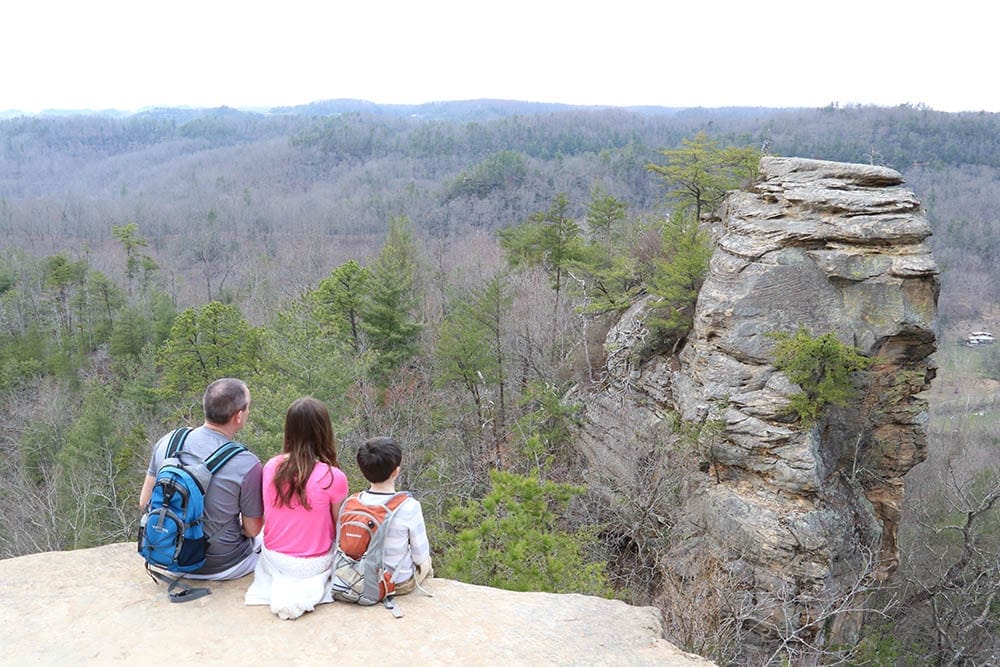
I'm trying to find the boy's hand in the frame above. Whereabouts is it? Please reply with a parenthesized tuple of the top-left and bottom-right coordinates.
(415, 559, 434, 580)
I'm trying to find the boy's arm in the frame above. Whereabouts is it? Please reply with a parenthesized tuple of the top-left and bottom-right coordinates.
(408, 501, 431, 565)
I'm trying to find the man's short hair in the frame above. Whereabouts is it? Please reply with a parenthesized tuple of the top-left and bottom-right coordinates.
(357, 436, 402, 484)
(203, 378, 249, 425)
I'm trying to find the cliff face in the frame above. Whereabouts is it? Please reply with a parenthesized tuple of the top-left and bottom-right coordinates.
(579, 157, 939, 658)
(0, 542, 710, 666)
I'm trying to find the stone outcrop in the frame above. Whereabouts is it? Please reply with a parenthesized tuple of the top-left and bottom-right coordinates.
(579, 157, 938, 659)
(0, 542, 711, 666)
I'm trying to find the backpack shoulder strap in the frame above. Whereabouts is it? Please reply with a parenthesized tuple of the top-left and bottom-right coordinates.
(164, 427, 193, 458)
(334, 492, 365, 552)
(200, 441, 249, 545)
(203, 441, 248, 473)
(339, 492, 363, 511)
(342, 491, 410, 515)
(384, 491, 412, 513)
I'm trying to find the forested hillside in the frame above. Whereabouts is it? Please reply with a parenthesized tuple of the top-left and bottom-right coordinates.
(1, 102, 997, 664)
(3, 103, 996, 323)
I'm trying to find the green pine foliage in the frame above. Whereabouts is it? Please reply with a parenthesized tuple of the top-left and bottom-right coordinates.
(252, 295, 363, 455)
(641, 209, 713, 357)
(512, 382, 582, 473)
(646, 131, 760, 220)
(438, 469, 612, 596)
(637, 134, 756, 353)
(111, 222, 155, 296)
(362, 216, 422, 379)
(146, 291, 178, 347)
(435, 290, 500, 392)
(56, 387, 128, 548)
(109, 306, 153, 367)
(585, 187, 628, 258)
(313, 259, 370, 353)
(74, 270, 124, 352)
(446, 150, 527, 201)
(500, 192, 587, 298)
(432, 273, 512, 471)
(0, 329, 45, 393)
(573, 251, 643, 315)
(769, 328, 873, 424)
(156, 301, 264, 403)
(116, 346, 162, 414)
(562, 189, 644, 314)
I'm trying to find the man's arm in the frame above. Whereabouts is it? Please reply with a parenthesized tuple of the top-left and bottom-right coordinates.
(139, 474, 156, 508)
(238, 460, 265, 538)
(241, 515, 263, 537)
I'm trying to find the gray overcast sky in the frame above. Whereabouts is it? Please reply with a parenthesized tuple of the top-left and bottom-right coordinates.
(3, 0, 994, 113)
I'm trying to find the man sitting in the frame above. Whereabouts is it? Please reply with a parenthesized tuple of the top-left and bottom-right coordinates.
(139, 377, 263, 580)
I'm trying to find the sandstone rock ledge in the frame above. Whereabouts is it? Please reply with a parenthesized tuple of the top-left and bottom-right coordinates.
(0, 543, 711, 666)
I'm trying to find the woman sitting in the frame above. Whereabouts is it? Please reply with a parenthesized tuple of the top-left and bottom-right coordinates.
(245, 397, 349, 619)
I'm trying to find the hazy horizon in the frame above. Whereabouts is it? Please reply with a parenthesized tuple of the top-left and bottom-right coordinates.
(5, 1, 997, 115)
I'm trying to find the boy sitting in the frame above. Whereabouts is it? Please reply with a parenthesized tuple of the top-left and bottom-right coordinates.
(355, 436, 432, 594)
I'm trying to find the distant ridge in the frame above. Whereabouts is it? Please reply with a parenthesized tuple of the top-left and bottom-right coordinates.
(271, 98, 672, 122)
(3, 100, 992, 124)
(0, 107, 133, 120)
(1, 98, 691, 123)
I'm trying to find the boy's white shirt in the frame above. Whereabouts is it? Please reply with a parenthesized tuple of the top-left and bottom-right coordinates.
(357, 490, 430, 583)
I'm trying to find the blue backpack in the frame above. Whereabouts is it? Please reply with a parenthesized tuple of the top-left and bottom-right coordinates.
(137, 427, 246, 600)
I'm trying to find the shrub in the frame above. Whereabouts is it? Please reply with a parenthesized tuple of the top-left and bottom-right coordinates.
(437, 469, 612, 596)
(770, 328, 873, 424)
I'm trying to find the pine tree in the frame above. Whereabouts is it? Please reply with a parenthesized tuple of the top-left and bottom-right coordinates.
(585, 187, 628, 260)
(500, 193, 588, 358)
(500, 193, 586, 300)
(438, 469, 611, 596)
(157, 301, 263, 402)
(361, 216, 422, 379)
(111, 222, 153, 297)
(313, 259, 370, 353)
(109, 306, 152, 366)
(646, 209, 713, 351)
(646, 132, 760, 220)
(56, 386, 127, 548)
(434, 273, 512, 467)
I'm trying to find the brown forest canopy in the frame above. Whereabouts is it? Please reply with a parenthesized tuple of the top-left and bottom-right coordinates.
(1, 101, 997, 323)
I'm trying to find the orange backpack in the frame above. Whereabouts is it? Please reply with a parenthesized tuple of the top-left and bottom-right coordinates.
(331, 492, 411, 607)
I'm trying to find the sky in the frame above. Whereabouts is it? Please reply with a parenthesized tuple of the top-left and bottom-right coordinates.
(3, 1, 995, 114)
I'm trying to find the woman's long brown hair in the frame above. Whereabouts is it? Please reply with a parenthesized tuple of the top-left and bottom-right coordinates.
(272, 397, 340, 509)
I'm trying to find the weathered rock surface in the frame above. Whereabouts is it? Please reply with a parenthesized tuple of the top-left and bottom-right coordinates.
(579, 157, 938, 658)
(0, 542, 711, 666)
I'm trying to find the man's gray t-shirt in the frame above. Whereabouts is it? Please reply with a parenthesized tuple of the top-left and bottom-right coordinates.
(147, 425, 264, 575)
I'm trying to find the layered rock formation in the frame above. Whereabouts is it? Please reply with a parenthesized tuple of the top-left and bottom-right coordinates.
(0, 542, 710, 665)
(579, 157, 938, 660)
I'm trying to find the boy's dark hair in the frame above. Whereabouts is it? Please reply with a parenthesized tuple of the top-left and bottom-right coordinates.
(357, 436, 402, 484)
